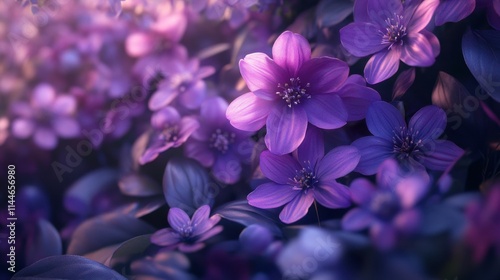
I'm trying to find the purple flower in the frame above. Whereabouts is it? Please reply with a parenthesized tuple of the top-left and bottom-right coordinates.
(352, 101, 464, 175)
(151, 205, 223, 253)
(140, 107, 199, 165)
(340, 0, 440, 84)
(11, 83, 80, 150)
(342, 159, 430, 249)
(227, 31, 379, 155)
(434, 0, 475, 26)
(247, 127, 360, 224)
(478, 0, 500, 30)
(185, 97, 254, 184)
(203, 0, 258, 28)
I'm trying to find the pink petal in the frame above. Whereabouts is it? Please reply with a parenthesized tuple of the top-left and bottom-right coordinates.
(148, 85, 179, 111)
(401, 33, 437, 67)
(364, 48, 401, 84)
(12, 119, 35, 139)
(32, 83, 56, 108)
(126, 32, 155, 57)
(226, 92, 274, 131)
(272, 31, 311, 76)
(405, 0, 439, 32)
(34, 128, 57, 150)
(239, 53, 287, 100)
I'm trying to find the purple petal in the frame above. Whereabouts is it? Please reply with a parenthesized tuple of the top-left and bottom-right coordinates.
(272, 31, 311, 76)
(247, 182, 299, 209)
(303, 94, 347, 129)
(370, 222, 396, 250)
(197, 225, 223, 242)
(260, 150, 301, 184)
(345, 74, 366, 86)
(151, 228, 180, 246)
(376, 158, 402, 189)
(52, 118, 80, 138)
(178, 243, 205, 253)
(340, 22, 386, 57)
(393, 209, 421, 233)
(395, 175, 430, 208)
(352, 136, 393, 175)
(298, 57, 349, 93)
(265, 105, 308, 155)
(405, 0, 439, 32)
(421, 140, 464, 171)
(52, 96, 77, 115)
(317, 145, 360, 180)
(148, 85, 179, 111)
(401, 33, 437, 67)
(487, 6, 500, 30)
(366, 101, 406, 139)
(336, 83, 381, 121)
(421, 30, 440, 57)
(353, 0, 369, 22)
(34, 127, 57, 150)
(342, 208, 374, 230)
(184, 140, 215, 167)
(239, 53, 286, 100)
(226, 92, 274, 131)
(126, 32, 155, 57)
(435, 0, 475, 26)
(140, 139, 175, 165)
(367, 0, 403, 27)
(151, 107, 181, 129)
(314, 182, 351, 208)
(408, 105, 446, 140)
(350, 178, 376, 205)
(179, 80, 206, 110)
(279, 191, 314, 224)
(194, 215, 221, 237)
(296, 125, 324, 165)
(200, 97, 228, 128)
(176, 117, 199, 144)
(364, 48, 401, 84)
(12, 118, 35, 139)
(392, 68, 416, 100)
(212, 153, 242, 184)
(168, 208, 190, 232)
(32, 83, 56, 108)
(191, 205, 210, 226)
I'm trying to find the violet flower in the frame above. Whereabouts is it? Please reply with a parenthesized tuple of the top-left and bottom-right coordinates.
(185, 97, 254, 184)
(203, 0, 258, 28)
(352, 101, 464, 175)
(140, 107, 199, 165)
(151, 205, 223, 253)
(11, 83, 80, 150)
(227, 31, 375, 155)
(342, 159, 430, 249)
(340, 0, 440, 84)
(434, 0, 475, 26)
(247, 127, 360, 224)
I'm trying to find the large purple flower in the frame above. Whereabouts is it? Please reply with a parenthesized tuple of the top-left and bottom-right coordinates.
(340, 0, 440, 84)
(342, 159, 430, 249)
(353, 101, 464, 175)
(140, 107, 199, 165)
(247, 127, 360, 224)
(151, 205, 223, 253)
(185, 97, 254, 184)
(227, 30, 379, 155)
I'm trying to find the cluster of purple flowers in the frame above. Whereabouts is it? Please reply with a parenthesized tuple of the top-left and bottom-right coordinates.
(2, 0, 500, 279)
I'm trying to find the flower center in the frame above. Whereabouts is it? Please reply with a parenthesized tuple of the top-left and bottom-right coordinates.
(158, 125, 179, 143)
(392, 126, 423, 160)
(209, 128, 235, 154)
(290, 163, 318, 192)
(276, 77, 311, 108)
(381, 14, 407, 48)
(369, 190, 400, 220)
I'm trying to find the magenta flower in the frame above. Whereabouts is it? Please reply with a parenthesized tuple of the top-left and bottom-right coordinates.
(342, 159, 430, 250)
(352, 101, 465, 175)
(247, 127, 360, 224)
(140, 107, 199, 165)
(11, 83, 80, 150)
(227, 31, 379, 155)
(340, 0, 440, 84)
(151, 205, 223, 253)
(185, 97, 254, 184)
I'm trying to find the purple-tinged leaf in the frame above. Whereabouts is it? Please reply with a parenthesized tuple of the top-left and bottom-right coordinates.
(392, 68, 415, 100)
(12, 255, 126, 280)
(109, 235, 152, 273)
(431, 71, 470, 110)
(67, 212, 155, 256)
(316, 0, 353, 28)
(215, 200, 282, 237)
(118, 173, 162, 197)
(462, 29, 500, 102)
(25, 219, 62, 266)
(163, 158, 214, 216)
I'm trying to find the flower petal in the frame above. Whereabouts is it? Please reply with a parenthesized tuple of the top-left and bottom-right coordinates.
(350, 178, 376, 205)
(226, 92, 274, 131)
(314, 182, 351, 208)
(260, 150, 301, 184)
(395, 175, 430, 208)
(303, 94, 347, 129)
(364, 48, 401, 84)
(401, 33, 437, 67)
(168, 208, 190, 232)
(265, 105, 308, 155)
(393, 209, 421, 233)
(272, 31, 311, 76)
(12, 119, 35, 139)
(178, 243, 205, 253)
(296, 125, 324, 165)
(370, 222, 396, 250)
(150, 228, 180, 246)
(421, 140, 464, 171)
(247, 182, 299, 209)
(151, 107, 181, 129)
(179, 80, 206, 110)
(342, 208, 374, 231)
(366, 101, 406, 139)
(367, 0, 403, 27)
(184, 140, 215, 167)
(340, 22, 386, 57)
(32, 83, 56, 108)
(352, 136, 393, 175)
(148, 85, 179, 111)
(212, 152, 242, 184)
(405, 0, 439, 32)
(421, 30, 440, 57)
(52, 118, 80, 138)
(434, 0, 475, 26)
(177, 117, 199, 144)
(200, 97, 228, 128)
(34, 128, 57, 150)
(408, 105, 447, 140)
(298, 57, 349, 94)
(197, 225, 223, 242)
(336, 83, 381, 121)
(279, 191, 314, 224)
(239, 53, 286, 100)
(317, 145, 360, 180)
